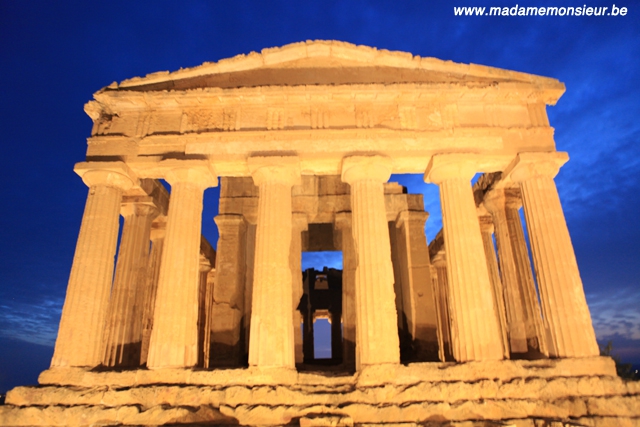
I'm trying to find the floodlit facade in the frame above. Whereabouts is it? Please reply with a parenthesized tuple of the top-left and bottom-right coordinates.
(2, 41, 639, 426)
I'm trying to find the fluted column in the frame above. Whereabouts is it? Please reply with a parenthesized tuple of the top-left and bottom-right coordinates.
(478, 216, 510, 359)
(395, 210, 439, 361)
(335, 213, 356, 367)
(140, 219, 166, 366)
(431, 253, 453, 362)
(203, 269, 216, 368)
(248, 156, 301, 368)
(425, 154, 503, 361)
(290, 213, 308, 365)
(52, 162, 135, 367)
(243, 224, 257, 358)
(211, 214, 247, 367)
(484, 189, 547, 357)
(197, 254, 213, 367)
(505, 152, 599, 358)
(103, 198, 158, 367)
(342, 155, 400, 368)
(147, 162, 217, 369)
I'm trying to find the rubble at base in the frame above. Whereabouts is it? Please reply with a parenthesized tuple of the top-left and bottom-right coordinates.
(1, 358, 639, 426)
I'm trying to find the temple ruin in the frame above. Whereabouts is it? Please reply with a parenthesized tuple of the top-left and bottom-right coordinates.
(1, 41, 639, 426)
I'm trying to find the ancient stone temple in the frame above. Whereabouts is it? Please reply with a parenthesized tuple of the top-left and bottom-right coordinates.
(2, 41, 639, 426)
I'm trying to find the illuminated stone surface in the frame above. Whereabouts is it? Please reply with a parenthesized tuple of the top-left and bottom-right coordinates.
(2, 41, 637, 426)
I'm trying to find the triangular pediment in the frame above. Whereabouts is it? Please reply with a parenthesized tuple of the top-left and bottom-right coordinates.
(113, 40, 563, 97)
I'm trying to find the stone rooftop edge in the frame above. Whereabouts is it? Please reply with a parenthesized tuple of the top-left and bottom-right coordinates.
(114, 40, 563, 91)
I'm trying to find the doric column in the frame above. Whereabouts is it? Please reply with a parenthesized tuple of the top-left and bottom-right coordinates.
(147, 162, 217, 369)
(389, 222, 408, 349)
(395, 210, 439, 361)
(334, 213, 356, 367)
(431, 252, 453, 362)
(248, 156, 301, 368)
(52, 162, 135, 367)
(197, 252, 213, 367)
(484, 189, 547, 357)
(301, 270, 315, 363)
(140, 219, 166, 366)
(242, 223, 257, 358)
(103, 197, 158, 367)
(425, 154, 503, 361)
(203, 269, 216, 368)
(211, 214, 247, 367)
(341, 155, 400, 368)
(505, 152, 599, 358)
(478, 216, 510, 359)
(290, 213, 308, 365)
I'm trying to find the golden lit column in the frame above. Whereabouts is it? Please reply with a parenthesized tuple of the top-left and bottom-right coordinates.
(140, 219, 166, 366)
(395, 210, 439, 360)
(248, 156, 301, 368)
(52, 162, 135, 367)
(341, 155, 400, 368)
(431, 252, 453, 362)
(290, 213, 308, 365)
(335, 212, 357, 367)
(203, 269, 216, 368)
(425, 154, 503, 362)
(242, 224, 257, 357)
(147, 162, 217, 369)
(102, 197, 158, 367)
(478, 215, 510, 359)
(504, 189, 548, 356)
(484, 189, 547, 356)
(211, 214, 247, 367)
(197, 253, 213, 367)
(505, 152, 599, 358)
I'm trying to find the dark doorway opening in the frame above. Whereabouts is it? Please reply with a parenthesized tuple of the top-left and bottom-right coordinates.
(298, 267, 343, 366)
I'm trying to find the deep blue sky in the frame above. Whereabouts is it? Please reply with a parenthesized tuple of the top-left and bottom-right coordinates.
(1, 1, 638, 392)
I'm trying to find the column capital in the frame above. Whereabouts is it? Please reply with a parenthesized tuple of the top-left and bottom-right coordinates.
(334, 212, 352, 229)
(395, 210, 429, 229)
(424, 154, 479, 184)
(484, 188, 522, 213)
(120, 196, 161, 218)
(478, 215, 495, 233)
(150, 218, 166, 240)
(75, 161, 137, 191)
(160, 160, 218, 188)
(214, 214, 247, 230)
(482, 189, 506, 215)
(503, 152, 568, 183)
(341, 155, 392, 184)
(432, 251, 447, 267)
(248, 156, 301, 186)
(199, 253, 213, 273)
(134, 179, 170, 216)
(504, 188, 522, 209)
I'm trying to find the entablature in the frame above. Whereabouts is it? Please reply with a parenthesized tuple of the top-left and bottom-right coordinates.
(85, 83, 553, 140)
(86, 125, 555, 177)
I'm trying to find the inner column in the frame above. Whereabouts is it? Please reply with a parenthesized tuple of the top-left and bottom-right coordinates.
(334, 212, 356, 368)
(341, 155, 400, 368)
(291, 213, 308, 365)
(102, 197, 158, 368)
(248, 156, 301, 369)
